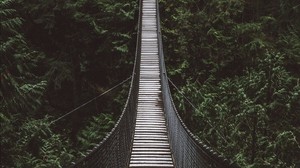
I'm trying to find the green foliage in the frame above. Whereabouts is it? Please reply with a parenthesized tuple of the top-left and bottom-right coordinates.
(1, 0, 136, 167)
(0, 0, 23, 34)
(14, 117, 72, 168)
(161, 0, 300, 167)
(173, 52, 300, 167)
(78, 114, 115, 151)
(0, 112, 17, 166)
(1, 115, 75, 167)
(0, 0, 47, 114)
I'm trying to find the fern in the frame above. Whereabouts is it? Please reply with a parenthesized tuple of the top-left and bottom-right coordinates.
(11, 117, 75, 167)
(1, 80, 47, 114)
(0, 0, 23, 34)
(78, 114, 115, 151)
(0, 0, 47, 114)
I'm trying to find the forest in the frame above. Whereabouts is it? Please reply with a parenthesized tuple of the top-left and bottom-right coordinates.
(1, 0, 299, 167)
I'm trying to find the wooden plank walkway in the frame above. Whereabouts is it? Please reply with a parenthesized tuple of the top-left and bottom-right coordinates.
(129, 0, 174, 167)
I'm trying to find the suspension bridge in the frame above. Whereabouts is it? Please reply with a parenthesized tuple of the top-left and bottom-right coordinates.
(70, 0, 238, 167)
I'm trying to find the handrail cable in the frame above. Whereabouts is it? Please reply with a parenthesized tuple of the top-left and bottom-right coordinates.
(167, 77, 229, 144)
(50, 75, 132, 125)
(69, 0, 239, 167)
(139, 0, 238, 166)
(70, 0, 142, 166)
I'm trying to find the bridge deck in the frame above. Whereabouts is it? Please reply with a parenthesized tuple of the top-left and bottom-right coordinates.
(129, 0, 174, 167)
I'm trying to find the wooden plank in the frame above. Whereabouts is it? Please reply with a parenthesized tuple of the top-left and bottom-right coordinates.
(129, 164, 174, 168)
(129, 1, 174, 167)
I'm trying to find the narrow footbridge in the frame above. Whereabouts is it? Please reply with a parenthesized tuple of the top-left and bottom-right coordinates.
(71, 0, 237, 167)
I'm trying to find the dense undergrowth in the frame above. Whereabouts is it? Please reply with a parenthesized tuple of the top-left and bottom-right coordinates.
(1, 0, 299, 167)
(160, 0, 300, 167)
(1, 0, 136, 167)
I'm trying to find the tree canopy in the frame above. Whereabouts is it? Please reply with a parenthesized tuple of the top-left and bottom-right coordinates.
(160, 0, 300, 167)
(1, 0, 299, 167)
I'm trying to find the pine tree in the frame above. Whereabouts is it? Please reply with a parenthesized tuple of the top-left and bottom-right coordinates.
(0, 0, 47, 114)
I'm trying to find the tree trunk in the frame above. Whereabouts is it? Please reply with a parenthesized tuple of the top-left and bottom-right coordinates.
(71, 54, 82, 144)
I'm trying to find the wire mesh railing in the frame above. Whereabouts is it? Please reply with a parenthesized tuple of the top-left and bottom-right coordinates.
(70, 0, 239, 167)
(69, 1, 142, 167)
(156, 0, 238, 167)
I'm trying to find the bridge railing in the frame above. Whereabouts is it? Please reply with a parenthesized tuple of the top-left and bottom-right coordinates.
(69, 1, 143, 167)
(155, 0, 238, 167)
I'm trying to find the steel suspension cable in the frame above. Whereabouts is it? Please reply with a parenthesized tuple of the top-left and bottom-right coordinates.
(50, 75, 132, 125)
(70, 0, 142, 166)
